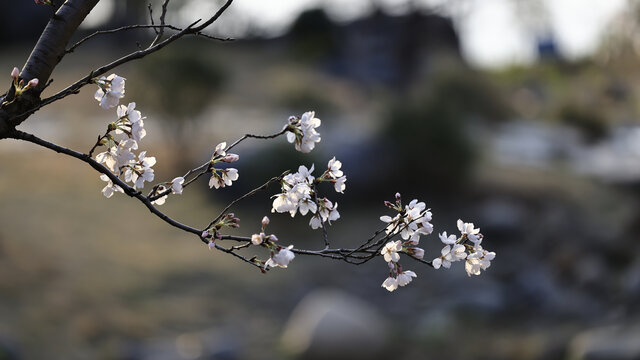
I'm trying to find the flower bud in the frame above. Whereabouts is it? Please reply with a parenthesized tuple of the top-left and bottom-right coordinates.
(208, 241, 216, 250)
(384, 200, 394, 208)
(395, 192, 402, 201)
(11, 67, 19, 81)
(268, 234, 278, 242)
(407, 247, 424, 259)
(222, 153, 239, 163)
(27, 78, 38, 88)
(201, 230, 209, 238)
(261, 216, 270, 227)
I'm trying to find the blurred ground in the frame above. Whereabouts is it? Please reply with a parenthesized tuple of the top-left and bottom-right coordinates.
(3, 3, 640, 360)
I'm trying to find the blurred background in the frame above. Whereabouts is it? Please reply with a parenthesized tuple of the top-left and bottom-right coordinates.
(2, 0, 640, 359)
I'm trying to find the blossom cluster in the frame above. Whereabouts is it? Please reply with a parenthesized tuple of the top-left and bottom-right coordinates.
(433, 220, 496, 277)
(208, 142, 240, 189)
(285, 111, 321, 153)
(379, 194, 431, 291)
(271, 157, 346, 229)
(91, 75, 183, 203)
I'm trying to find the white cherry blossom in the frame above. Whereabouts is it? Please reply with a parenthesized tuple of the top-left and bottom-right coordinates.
(286, 111, 321, 153)
(381, 240, 402, 263)
(100, 174, 123, 198)
(457, 219, 481, 243)
(381, 276, 399, 292)
(171, 177, 184, 194)
(94, 74, 125, 109)
(333, 176, 346, 193)
(265, 245, 295, 268)
(397, 270, 417, 287)
(327, 157, 343, 178)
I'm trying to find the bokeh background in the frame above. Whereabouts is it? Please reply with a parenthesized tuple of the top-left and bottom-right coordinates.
(2, 0, 640, 359)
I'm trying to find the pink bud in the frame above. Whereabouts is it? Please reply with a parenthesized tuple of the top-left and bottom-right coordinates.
(269, 234, 278, 242)
(201, 230, 209, 238)
(395, 192, 402, 201)
(261, 216, 270, 227)
(208, 241, 216, 250)
(222, 153, 239, 163)
(27, 78, 38, 88)
(11, 67, 19, 80)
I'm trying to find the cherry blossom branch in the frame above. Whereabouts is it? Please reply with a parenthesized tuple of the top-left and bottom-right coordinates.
(150, 0, 171, 47)
(206, 172, 288, 229)
(5, 0, 234, 127)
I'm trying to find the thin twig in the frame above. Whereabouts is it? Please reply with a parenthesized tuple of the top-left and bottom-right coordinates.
(150, 0, 171, 47)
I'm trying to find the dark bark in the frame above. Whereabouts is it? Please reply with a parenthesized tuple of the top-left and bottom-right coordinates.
(0, 0, 98, 137)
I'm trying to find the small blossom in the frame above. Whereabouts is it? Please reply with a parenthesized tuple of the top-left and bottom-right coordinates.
(439, 231, 457, 245)
(333, 176, 346, 193)
(397, 270, 417, 287)
(381, 240, 402, 263)
(285, 111, 321, 153)
(265, 245, 295, 268)
(457, 219, 481, 243)
(151, 185, 168, 205)
(99, 174, 123, 198)
(309, 215, 322, 229)
(251, 233, 265, 245)
(221, 168, 239, 186)
(94, 74, 125, 109)
(171, 177, 184, 194)
(381, 276, 399, 292)
(465, 246, 496, 276)
(213, 142, 226, 158)
(327, 157, 343, 178)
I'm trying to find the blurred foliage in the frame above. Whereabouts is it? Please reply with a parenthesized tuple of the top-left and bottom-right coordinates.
(558, 103, 608, 142)
(383, 69, 510, 193)
(131, 40, 227, 121)
(288, 9, 337, 63)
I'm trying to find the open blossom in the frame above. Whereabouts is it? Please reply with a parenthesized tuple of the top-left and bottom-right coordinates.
(171, 177, 184, 194)
(123, 151, 156, 189)
(251, 233, 266, 245)
(457, 219, 481, 243)
(333, 176, 346, 193)
(285, 111, 321, 153)
(381, 240, 402, 263)
(381, 276, 399, 292)
(397, 270, 417, 286)
(209, 168, 239, 189)
(100, 174, 123, 198)
(116, 102, 146, 141)
(265, 245, 295, 268)
(432, 244, 467, 269)
(94, 74, 125, 109)
(465, 246, 496, 276)
(327, 157, 343, 178)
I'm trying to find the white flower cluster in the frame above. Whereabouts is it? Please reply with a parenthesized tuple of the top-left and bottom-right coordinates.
(433, 220, 496, 276)
(94, 74, 125, 109)
(94, 101, 159, 197)
(379, 196, 431, 292)
(285, 111, 321, 153)
(271, 157, 346, 229)
(208, 142, 240, 189)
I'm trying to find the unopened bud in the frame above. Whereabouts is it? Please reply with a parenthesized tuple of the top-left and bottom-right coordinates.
(384, 200, 394, 208)
(408, 247, 424, 259)
(10, 67, 19, 80)
(201, 230, 209, 238)
(269, 234, 278, 242)
(395, 192, 402, 201)
(222, 153, 239, 163)
(261, 216, 270, 227)
(27, 78, 38, 88)
(208, 241, 216, 250)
